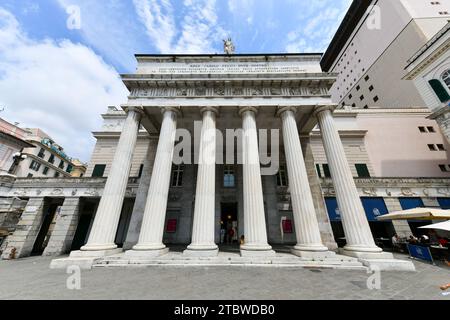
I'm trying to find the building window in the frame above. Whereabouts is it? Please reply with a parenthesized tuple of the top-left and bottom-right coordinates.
(48, 154, 55, 164)
(437, 144, 446, 151)
(38, 148, 45, 158)
(138, 164, 144, 178)
(429, 78, 450, 102)
(66, 164, 73, 173)
(27, 173, 33, 178)
(427, 126, 435, 133)
(356, 85, 360, 91)
(364, 75, 370, 81)
(369, 85, 374, 91)
(43, 167, 49, 175)
(428, 144, 438, 151)
(359, 95, 364, 101)
(439, 164, 449, 172)
(276, 165, 289, 187)
(322, 164, 331, 178)
(419, 126, 427, 133)
(443, 70, 450, 90)
(92, 164, 106, 177)
(58, 160, 65, 170)
(349, 94, 352, 99)
(223, 165, 236, 188)
(373, 96, 379, 102)
(315, 164, 322, 178)
(355, 164, 371, 178)
(54, 172, 60, 178)
(171, 164, 184, 187)
(29, 160, 41, 172)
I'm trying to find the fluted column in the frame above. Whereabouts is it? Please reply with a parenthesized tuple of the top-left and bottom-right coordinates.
(315, 106, 382, 255)
(81, 107, 143, 252)
(239, 106, 274, 257)
(184, 107, 219, 256)
(277, 107, 329, 257)
(127, 107, 180, 257)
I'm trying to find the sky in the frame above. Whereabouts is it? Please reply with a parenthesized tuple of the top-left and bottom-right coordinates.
(0, 0, 352, 162)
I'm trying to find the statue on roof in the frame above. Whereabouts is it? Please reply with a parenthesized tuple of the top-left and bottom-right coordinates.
(223, 37, 235, 55)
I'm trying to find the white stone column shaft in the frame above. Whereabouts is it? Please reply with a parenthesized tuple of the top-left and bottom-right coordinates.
(81, 108, 142, 251)
(279, 108, 328, 253)
(185, 108, 218, 255)
(131, 108, 178, 252)
(316, 107, 381, 253)
(239, 107, 273, 255)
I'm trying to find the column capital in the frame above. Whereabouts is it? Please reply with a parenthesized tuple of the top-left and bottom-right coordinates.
(200, 106, 220, 116)
(161, 106, 182, 116)
(313, 104, 338, 118)
(238, 106, 259, 116)
(125, 106, 145, 116)
(276, 106, 298, 117)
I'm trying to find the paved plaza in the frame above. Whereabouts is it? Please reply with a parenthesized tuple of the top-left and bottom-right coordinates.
(0, 253, 449, 300)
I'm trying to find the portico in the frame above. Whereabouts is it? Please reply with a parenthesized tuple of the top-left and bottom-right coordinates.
(50, 54, 413, 270)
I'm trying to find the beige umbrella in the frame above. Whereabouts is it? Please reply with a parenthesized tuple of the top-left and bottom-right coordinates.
(376, 207, 450, 221)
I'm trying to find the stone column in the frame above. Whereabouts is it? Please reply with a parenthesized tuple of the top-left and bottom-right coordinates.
(1, 197, 45, 260)
(278, 107, 329, 257)
(79, 107, 143, 255)
(239, 106, 274, 257)
(184, 107, 219, 256)
(315, 106, 386, 258)
(43, 197, 81, 256)
(127, 107, 180, 257)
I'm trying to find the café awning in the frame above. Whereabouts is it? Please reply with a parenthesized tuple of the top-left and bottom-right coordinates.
(376, 207, 450, 221)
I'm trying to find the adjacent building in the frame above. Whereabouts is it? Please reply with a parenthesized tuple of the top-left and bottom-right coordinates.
(404, 22, 450, 143)
(321, 0, 450, 109)
(0, 118, 34, 175)
(13, 128, 86, 178)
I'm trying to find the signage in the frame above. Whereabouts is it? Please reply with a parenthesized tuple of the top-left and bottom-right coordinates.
(139, 62, 319, 75)
(166, 219, 177, 233)
(407, 244, 434, 264)
(282, 219, 293, 233)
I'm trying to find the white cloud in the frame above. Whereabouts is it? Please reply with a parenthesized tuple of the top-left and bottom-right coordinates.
(0, 7, 128, 162)
(133, 0, 226, 54)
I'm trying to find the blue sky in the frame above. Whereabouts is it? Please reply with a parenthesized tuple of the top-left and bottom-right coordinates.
(0, 0, 351, 161)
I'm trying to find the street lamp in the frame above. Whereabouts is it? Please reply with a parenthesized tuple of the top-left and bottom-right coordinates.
(8, 152, 27, 175)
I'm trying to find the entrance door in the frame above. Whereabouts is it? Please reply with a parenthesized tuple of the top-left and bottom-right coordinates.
(220, 203, 238, 246)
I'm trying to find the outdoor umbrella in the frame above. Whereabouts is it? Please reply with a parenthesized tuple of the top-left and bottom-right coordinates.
(418, 220, 450, 232)
(376, 207, 450, 221)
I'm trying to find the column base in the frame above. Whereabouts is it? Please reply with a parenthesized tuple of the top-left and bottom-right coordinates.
(50, 248, 123, 270)
(183, 248, 219, 257)
(291, 249, 336, 259)
(240, 244, 276, 257)
(342, 250, 394, 260)
(124, 248, 169, 259)
(80, 243, 118, 251)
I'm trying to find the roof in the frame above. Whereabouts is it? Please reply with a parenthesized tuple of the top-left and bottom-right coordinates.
(0, 131, 34, 149)
(135, 53, 322, 58)
(320, 0, 373, 72)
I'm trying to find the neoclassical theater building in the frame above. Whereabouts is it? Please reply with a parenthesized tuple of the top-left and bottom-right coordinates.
(1, 53, 449, 270)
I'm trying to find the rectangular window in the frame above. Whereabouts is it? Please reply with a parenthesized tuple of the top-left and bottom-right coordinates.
(373, 96, 379, 102)
(27, 173, 33, 178)
(427, 126, 435, 133)
(437, 144, 446, 151)
(43, 167, 49, 175)
(428, 144, 437, 151)
(364, 75, 370, 81)
(355, 164, 371, 178)
(369, 85, 374, 91)
(92, 164, 106, 177)
(58, 160, 65, 169)
(171, 164, 184, 187)
(315, 164, 322, 178)
(66, 164, 73, 173)
(223, 165, 236, 188)
(29, 160, 41, 171)
(38, 148, 45, 158)
(48, 154, 55, 164)
(419, 126, 426, 133)
(138, 164, 144, 178)
(54, 172, 60, 178)
(322, 164, 331, 178)
(276, 165, 289, 187)
(439, 164, 448, 172)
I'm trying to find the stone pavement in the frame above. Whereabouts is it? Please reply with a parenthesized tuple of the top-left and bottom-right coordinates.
(0, 253, 449, 300)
